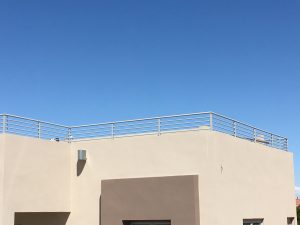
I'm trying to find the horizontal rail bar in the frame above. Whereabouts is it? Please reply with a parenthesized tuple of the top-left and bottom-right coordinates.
(212, 113, 286, 139)
(4, 114, 68, 128)
(70, 112, 212, 128)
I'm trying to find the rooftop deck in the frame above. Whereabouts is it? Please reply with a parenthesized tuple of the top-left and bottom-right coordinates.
(0, 112, 288, 151)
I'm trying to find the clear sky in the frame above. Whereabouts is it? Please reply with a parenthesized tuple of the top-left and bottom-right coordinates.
(0, 0, 299, 195)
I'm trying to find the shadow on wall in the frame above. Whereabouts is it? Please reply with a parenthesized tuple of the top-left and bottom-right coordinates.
(14, 212, 70, 225)
(77, 160, 86, 176)
(99, 196, 102, 225)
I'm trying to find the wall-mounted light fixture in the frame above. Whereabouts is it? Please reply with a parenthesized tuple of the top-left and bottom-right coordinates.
(78, 149, 87, 161)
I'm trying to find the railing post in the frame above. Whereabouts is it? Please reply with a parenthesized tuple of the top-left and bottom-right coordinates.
(253, 128, 256, 142)
(233, 121, 237, 137)
(158, 118, 161, 135)
(68, 127, 72, 143)
(111, 123, 115, 139)
(270, 134, 273, 147)
(285, 138, 288, 151)
(2, 114, 7, 133)
(209, 113, 213, 130)
(37, 122, 41, 138)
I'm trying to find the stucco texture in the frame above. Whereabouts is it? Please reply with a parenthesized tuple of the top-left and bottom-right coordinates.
(101, 175, 199, 225)
(0, 128, 297, 225)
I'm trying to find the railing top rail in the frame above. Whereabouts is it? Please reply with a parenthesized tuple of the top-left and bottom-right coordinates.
(1, 114, 69, 128)
(70, 111, 212, 128)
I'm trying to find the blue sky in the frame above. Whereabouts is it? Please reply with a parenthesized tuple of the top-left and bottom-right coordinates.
(0, 0, 299, 194)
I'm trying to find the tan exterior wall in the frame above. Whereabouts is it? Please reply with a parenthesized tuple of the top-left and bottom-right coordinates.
(0, 135, 5, 225)
(0, 134, 71, 225)
(200, 132, 296, 225)
(70, 130, 296, 225)
(0, 129, 297, 225)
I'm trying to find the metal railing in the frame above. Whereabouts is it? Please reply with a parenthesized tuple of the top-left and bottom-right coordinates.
(0, 112, 288, 151)
(0, 114, 69, 141)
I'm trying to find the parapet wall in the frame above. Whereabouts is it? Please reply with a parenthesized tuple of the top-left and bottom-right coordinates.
(0, 129, 297, 225)
(0, 135, 5, 225)
(70, 130, 296, 225)
(0, 134, 71, 225)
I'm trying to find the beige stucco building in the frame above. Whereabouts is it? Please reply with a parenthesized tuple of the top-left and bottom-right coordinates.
(0, 112, 297, 225)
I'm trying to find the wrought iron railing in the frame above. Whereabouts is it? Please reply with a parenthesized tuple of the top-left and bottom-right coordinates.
(0, 112, 288, 151)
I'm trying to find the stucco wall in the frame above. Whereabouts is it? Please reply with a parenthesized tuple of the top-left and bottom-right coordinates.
(101, 175, 199, 225)
(0, 130, 296, 225)
(69, 130, 296, 225)
(200, 132, 296, 225)
(0, 135, 5, 225)
(1, 134, 71, 225)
